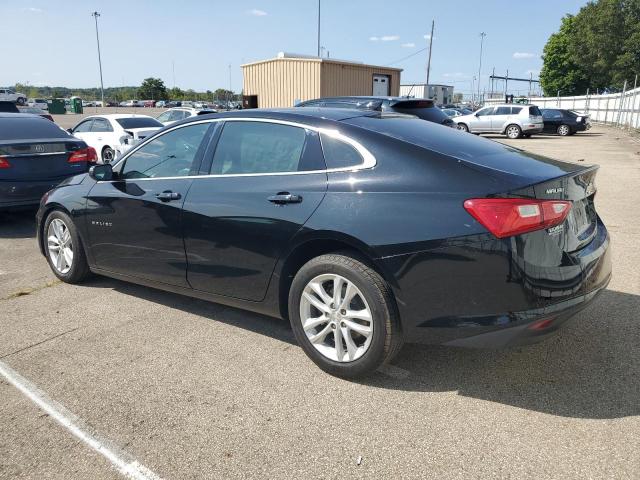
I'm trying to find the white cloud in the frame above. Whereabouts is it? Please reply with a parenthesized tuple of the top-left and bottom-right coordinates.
(423, 34, 433, 40)
(513, 52, 536, 59)
(401, 42, 415, 48)
(380, 35, 400, 41)
(23, 7, 43, 13)
(248, 9, 267, 16)
(369, 36, 379, 41)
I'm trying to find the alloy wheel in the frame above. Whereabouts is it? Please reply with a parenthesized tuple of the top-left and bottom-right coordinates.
(457, 123, 468, 132)
(506, 125, 521, 139)
(47, 218, 73, 274)
(102, 147, 114, 163)
(299, 274, 374, 362)
(558, 125, 570, 136)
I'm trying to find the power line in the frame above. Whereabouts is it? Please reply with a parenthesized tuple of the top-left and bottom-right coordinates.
(385, 46, 429, 67)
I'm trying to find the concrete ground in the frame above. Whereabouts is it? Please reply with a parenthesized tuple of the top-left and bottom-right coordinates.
(1, 125, 639, 479)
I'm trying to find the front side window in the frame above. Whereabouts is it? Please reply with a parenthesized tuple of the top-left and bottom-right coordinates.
(73, 120, 93, 133)
(210, 121, 307, 174)
(476, 107, 494, 116)
(120, 123, 210, 179)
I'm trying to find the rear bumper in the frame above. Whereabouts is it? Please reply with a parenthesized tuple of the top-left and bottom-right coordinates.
(0, 180, 61, 210)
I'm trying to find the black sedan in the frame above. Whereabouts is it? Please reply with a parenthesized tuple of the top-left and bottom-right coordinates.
(296, 96, 456, 128)
(541, 109, 591, 135)
(36, 108, 611, 378)
(0, 113, 96, 210)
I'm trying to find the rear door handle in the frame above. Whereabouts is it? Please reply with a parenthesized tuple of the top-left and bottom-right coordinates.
(156, 190, 182, 202)
(268, 192, 303, 205)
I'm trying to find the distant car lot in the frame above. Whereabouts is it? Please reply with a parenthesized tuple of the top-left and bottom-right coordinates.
(0, 124, 638, 478)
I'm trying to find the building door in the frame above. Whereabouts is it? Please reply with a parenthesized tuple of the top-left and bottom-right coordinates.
(372, 75, 390, 96)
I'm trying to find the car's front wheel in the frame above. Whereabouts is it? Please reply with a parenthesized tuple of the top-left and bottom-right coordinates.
(44, 210, 90, 283)
(288, 253, 403, 378)
(505, 124, 522, 139)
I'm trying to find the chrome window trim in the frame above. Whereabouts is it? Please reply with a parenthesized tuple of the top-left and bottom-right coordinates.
(106, 117, 376, 182)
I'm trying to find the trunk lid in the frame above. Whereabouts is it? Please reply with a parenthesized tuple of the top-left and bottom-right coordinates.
(0, 139, 89, 181)
(510, 166, 598, 252)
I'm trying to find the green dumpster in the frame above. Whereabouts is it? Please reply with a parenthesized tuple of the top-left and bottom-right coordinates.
(48, 98, 66, 115)
(69, 97, 83, 114)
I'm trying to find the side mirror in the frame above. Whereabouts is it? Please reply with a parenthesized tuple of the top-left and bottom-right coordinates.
(67, 128, 73, 134)
(89, 163, 113, 181)
(474, 113, 480, 117)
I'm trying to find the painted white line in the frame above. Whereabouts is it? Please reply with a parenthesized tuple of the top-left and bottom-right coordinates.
(0, 360, 162, 480)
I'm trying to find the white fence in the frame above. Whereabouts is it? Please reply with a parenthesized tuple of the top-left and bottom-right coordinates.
(485, 86, 640, 129)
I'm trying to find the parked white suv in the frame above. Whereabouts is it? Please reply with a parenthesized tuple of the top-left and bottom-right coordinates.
(454, 104, 544, 139)
(0, 88, 27, 105)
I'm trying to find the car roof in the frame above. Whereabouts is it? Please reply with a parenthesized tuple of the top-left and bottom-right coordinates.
(0, 112, 43, 119)
(81, 114, 157, 120)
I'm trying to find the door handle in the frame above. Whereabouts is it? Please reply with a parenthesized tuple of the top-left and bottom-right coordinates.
(155, 190, 182, 202)
(268, 192, 303, 205)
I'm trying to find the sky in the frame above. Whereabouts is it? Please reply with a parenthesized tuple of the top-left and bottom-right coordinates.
(0, 0, 588, 95)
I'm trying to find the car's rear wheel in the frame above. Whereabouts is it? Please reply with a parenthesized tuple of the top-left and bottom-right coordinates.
(505, 124, 522, 139)
(288, 253, 403, 378)
(44, 210, 90, 284)
(16, 97, 26, 106)
(457, 123, 469, 132)
(557, 124, 571, 136)
(102, 146, 115, 163)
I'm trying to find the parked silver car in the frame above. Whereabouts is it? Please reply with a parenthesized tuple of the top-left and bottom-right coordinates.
(454, 104, 544, 139)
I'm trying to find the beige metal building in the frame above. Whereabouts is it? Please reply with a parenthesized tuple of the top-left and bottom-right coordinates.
(241, 53, 402, 108)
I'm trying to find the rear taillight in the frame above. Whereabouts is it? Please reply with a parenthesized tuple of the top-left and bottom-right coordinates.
(68, 147, 98, 164)
(463, 198, 572, 238)
(0, 156, 11, 169)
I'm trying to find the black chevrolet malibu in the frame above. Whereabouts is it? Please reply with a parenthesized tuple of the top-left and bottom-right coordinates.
(0, 113, 96, 210)
(36, 108, 611, 378)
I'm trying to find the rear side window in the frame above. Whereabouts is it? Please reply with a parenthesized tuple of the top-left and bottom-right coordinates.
(528, 106, 542, 116)
(511, 107, 523, 114)
(320, 133, 364, 169)
(0, 117, 69, 141)
(495, 107, 511, 115)
(211, 121, 307, 174)
(91, 118, 113, 132)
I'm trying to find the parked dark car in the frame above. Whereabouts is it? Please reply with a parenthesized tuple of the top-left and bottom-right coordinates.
(36, 108, 611, 378)
(18, 106, 55, 122)
(541, 109, 591, 135)
(0, 101, 20, 113)
(0, 113, 97, 210)
(296, 96, 456, 128)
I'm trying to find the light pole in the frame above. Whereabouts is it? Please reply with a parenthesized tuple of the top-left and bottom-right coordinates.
(228, 64, 232, 110)
(317, 0, 321, 57)
(91, 11, 105, 107)
(477, 32, 486, 105)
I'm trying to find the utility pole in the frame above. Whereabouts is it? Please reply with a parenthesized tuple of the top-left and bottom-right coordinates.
(317, 0, 321, 57)
(477, 32, 486, 105)
(91, 11, 105, 107)
(425, 20, 434, 86)
(228, 64, 232, 109)
(172, 60, 175, 89)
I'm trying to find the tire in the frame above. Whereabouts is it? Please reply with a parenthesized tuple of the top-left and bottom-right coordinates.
(557, 124, 571, 136)
(43, 210, 91, 284)
(288, 253, 403, 379)
(457, 123, 469, 132)
(102, 146, 115, 163)
(16, 97, 25, 106)
(505, 124, 522, 139)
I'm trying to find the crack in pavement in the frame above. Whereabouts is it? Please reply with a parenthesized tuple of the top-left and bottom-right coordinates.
(0, 327, 80, 360)
(1, 279, 61, 301)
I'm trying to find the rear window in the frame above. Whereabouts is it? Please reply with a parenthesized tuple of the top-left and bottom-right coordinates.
(528, 106, 542, 116)
(391, 104, 450, 124)
(116, 117, 163, 129)
(0, 116, 69, 141)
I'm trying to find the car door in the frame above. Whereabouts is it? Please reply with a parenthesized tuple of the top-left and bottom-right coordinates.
(84, 121, 214, 286)
(491, 106, 512, 132)
(70, 118, 94, 143)
(182, 119, 328, 301)
(542, 109, 561, 133)
(89, 117, 114, 154)
(469, 107, 494, 132)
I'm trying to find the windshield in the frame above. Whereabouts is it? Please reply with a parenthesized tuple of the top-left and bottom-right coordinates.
(116, 117, 163, 129)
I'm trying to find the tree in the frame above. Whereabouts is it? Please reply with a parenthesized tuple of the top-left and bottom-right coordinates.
(138, 77, 168, 100)
(540, 0, 640, 95)
(540, 15, 589, 96)
(213, 88, 233, 101)
(168, 87, 183, 100)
